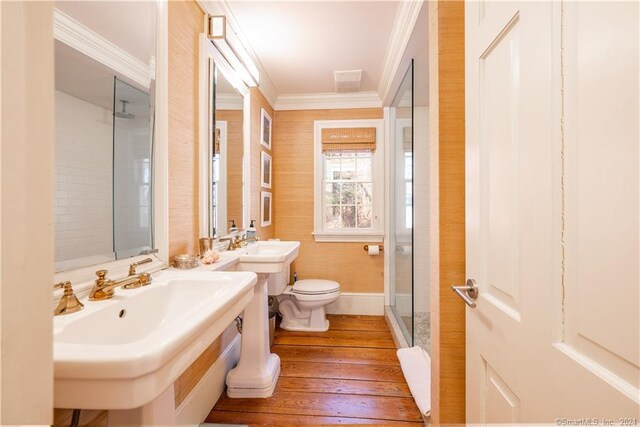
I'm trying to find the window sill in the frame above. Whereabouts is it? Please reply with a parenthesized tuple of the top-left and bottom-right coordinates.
(312, 232, 384, 243)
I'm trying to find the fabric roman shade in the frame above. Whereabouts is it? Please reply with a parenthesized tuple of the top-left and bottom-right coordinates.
(321, 127, 376, 152)
(214, 128, 220, 154)
(403, 126, 412, 151)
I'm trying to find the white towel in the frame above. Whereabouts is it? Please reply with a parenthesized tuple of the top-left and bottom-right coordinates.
(397, 346, 431, 418)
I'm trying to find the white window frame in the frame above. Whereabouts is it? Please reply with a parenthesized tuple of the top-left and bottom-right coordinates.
(395, 118, 413, 238)
(313, 119, 385, 242)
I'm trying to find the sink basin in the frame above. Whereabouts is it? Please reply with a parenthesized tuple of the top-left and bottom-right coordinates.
(236, 240, 300, 273)
(54, 269, 256, 411)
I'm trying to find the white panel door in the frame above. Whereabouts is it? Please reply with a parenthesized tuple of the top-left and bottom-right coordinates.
(465, 1, 639, 422)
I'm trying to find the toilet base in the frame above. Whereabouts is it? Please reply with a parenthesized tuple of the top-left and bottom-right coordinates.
(277, 291, 338, 332)
(280, 318, 330, 332)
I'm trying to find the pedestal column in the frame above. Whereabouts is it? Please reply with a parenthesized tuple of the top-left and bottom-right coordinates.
(226, 273, 281, 398)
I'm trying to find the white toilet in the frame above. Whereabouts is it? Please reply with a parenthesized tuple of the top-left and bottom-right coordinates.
(269, 266, 340, 332)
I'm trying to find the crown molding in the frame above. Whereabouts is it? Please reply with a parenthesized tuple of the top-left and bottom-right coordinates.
(149, 55, 156, 81)
(274, 91, 383, 111)
(198, 0, 425, 110)
(377, 0, 425, 104)
(53, 9, 153, 90)
(217, 93, 244, 110)
(198, 0, 278, 107)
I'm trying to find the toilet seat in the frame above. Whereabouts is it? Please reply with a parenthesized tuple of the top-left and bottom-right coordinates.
(291, 279, 340, 295)
(283, 285, 339, 302)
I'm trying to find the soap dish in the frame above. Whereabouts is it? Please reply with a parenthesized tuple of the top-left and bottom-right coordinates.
(173, 254, 199, 269)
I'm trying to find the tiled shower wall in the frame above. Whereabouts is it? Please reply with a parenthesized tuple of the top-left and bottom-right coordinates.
(54, 90, 113, 267)
(113, 122, 152, 257)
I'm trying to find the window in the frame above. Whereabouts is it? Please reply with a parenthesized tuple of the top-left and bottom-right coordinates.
(314, 119, 384, 242)
(404, 152, 413, 229)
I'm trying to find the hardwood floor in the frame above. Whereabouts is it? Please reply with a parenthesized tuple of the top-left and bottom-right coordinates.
(206, 314, 423, 425)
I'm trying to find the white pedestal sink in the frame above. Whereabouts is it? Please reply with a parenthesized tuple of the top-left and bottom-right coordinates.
(226, 240, 300, 398)
(53, 269, 256, 425)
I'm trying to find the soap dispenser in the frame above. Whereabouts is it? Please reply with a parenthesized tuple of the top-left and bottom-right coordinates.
(228, 219, 238, 234)
(247, 219, 258, 242)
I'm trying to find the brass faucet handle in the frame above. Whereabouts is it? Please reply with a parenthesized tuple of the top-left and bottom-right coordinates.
(53, 281, 69, 290)
(123, 272, 153, 290)
(139, 272, 152, 285)
(53, 281, 84, 316)
(54, 281, 74, 292)
(96, 269, 108, 280)
(128, 257, 153, 275)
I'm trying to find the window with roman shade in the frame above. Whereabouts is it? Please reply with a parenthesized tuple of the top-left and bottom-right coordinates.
(214, 128, 221, 154)
(313, 120, 384, 242)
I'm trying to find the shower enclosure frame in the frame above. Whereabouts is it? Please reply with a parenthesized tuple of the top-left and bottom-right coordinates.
(388, 60, 415, 347)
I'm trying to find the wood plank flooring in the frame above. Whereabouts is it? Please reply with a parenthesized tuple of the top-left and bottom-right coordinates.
(206, 314, 423, 425)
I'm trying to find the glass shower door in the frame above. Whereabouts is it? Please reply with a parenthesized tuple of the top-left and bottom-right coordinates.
(113, 77, 153, 258)
(389, 62, 414, 346)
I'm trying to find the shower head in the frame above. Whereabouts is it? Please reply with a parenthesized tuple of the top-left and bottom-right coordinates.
(115, 100, 135, 119)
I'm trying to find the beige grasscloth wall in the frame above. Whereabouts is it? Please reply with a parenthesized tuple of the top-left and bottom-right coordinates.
(216, 109, 243, 225)
(273, 109, 384, 293)
(167, 0, 202, 259)
(428, 0, 466, 423)
(250, 88, 276, 240)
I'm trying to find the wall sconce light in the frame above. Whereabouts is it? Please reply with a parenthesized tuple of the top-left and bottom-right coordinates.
(208, 15, 260, 88)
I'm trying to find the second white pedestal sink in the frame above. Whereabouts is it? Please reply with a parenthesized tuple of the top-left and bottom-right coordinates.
(226, 240, 300, 398)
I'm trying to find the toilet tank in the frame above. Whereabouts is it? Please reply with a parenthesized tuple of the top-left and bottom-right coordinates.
(267, 263, 290, 295)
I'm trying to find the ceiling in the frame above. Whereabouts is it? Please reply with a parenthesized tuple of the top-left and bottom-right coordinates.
(55, 1, 156, 64)
(226, 1, 401, 96)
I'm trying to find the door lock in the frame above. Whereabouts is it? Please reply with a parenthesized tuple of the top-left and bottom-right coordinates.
(451, 279, 479, 308)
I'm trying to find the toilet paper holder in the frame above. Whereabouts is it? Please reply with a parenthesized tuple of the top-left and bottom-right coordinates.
(363, 245, 383, 252)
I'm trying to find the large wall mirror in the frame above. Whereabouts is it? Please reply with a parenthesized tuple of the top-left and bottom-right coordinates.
(211, 66, 245, 236)
(54, 2, 157, 272)
(200, 35, 248, 239)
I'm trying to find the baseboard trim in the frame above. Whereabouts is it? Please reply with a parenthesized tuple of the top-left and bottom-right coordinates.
(326, 292, 385, 315)
(174, 334, 241, 426)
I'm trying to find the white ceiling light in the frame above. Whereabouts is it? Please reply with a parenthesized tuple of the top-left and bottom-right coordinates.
(209, 15, 260, 88)
(334, 69, 362, 93)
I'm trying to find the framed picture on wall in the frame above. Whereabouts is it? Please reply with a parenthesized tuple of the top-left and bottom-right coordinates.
(261, 151, 272, 189)
(261, 191, 272, 227)
(260, 108, 272, 150)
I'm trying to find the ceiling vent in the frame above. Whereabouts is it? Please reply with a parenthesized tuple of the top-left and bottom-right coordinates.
(334, 70, 362, 93)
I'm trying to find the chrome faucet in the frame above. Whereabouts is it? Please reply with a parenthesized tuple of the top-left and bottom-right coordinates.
(53, 281, 84, 316)
(89, 268, 152, 301)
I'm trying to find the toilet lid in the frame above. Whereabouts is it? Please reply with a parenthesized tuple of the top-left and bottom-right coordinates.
(292, 279, 340, 295)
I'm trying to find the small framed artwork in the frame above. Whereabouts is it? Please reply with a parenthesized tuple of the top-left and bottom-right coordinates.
(261, 191, 272, 227)
(260, 108, 272, 150)
(261, 151, 272, 189)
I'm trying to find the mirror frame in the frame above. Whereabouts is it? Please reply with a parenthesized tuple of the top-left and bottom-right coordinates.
(52, 0, 169, 298)
(198, 33, 251, 238)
